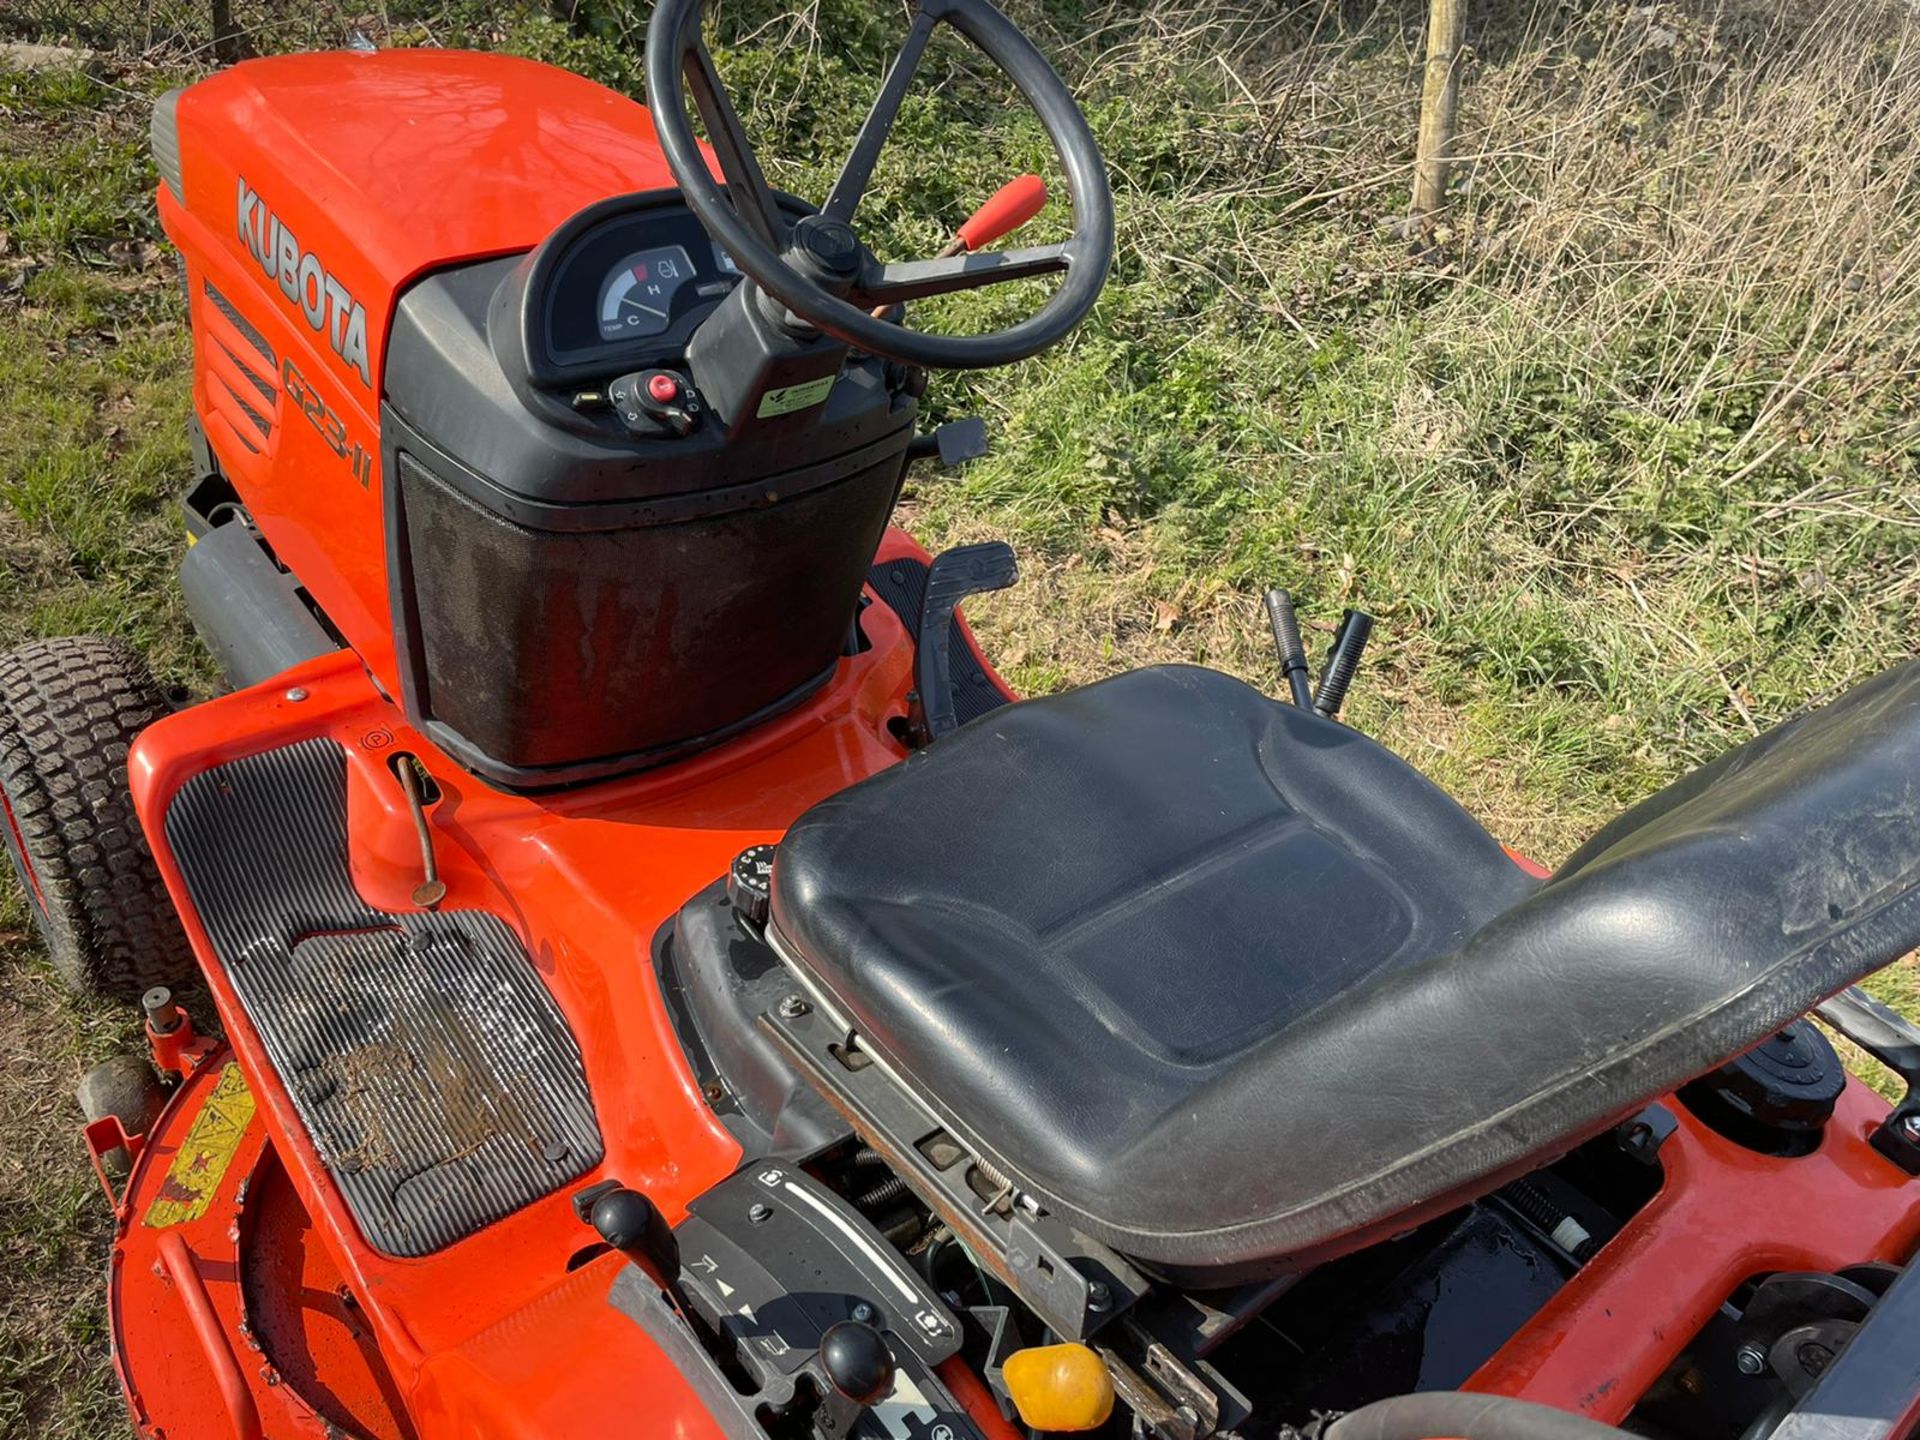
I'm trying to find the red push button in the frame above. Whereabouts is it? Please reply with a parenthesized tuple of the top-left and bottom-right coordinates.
(647, 373, 680, 403)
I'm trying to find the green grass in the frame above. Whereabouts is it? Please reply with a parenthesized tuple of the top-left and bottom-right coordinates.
(0, 65, 201, 677)
(0, 59, 205, 1438)
(3, 2, 1920, 1431)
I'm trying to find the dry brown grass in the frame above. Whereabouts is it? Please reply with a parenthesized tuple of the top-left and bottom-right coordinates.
(0, 933, 140, 1436)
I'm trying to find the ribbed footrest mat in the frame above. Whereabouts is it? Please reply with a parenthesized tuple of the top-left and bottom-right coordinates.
(164, 737, 602, 1256)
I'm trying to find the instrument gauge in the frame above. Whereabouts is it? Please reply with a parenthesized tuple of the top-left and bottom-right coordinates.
(597, 244, 697, 341)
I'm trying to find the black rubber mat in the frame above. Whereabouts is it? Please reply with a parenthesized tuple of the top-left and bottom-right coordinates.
(866, 557, 1014, 725)
(165, 739, 601, 1256)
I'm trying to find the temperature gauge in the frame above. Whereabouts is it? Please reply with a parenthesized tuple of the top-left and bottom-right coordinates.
(597, 244, 697, 341)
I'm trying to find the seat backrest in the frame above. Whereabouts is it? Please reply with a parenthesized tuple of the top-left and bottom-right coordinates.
(1225, 657, 1920, 1270)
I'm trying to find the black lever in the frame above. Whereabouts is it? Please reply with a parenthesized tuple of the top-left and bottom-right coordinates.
(1815, 986, 1920, 1173)
(581, 1183, 696, 1311)
(909, 541, 1018, 744)
(812, 1320, 897, 1437)
(1313, 609, 1374, 720)
(1265, 588, 1314, 709)
(904, 417, 989, 466)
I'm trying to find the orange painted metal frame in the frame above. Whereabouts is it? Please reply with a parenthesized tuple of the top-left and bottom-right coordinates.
(1467, 1088, 1920, 1422)
(117, 547, 1920, 1437)
(111, 1046, 405, 1440)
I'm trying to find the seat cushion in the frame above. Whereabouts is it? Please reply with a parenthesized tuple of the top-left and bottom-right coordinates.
(771, 665, 1538, 1267)
(773, 659, 1920, 1276)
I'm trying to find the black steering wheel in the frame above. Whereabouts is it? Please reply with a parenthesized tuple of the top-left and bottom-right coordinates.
(644, 0, 1114, 370)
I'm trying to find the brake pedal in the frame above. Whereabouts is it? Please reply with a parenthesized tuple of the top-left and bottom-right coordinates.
(908, 541, 1017, 744)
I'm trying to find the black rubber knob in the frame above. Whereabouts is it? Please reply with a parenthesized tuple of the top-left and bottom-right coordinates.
(1313, 609, 1374, 719)
(1712, 1020, 1845, 1128)
(1264, 588, 1313, 709)
(728, 844, 777, 926)
(589, 1186, 681, 1281)
(819, 1320, 895, 1405)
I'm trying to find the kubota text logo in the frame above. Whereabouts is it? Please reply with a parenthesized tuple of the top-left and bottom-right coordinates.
(235, 177, 371, 387)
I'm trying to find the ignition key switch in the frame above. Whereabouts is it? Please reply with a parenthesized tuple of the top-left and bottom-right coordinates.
(610, 368, 703, 437)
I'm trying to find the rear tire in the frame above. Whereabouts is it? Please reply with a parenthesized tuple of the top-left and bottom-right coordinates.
(0, 636, 195, 999)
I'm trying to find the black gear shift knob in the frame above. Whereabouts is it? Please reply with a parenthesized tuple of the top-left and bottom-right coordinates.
(819, 1320, 895, 1405)
(589, 1186, 681, 1288)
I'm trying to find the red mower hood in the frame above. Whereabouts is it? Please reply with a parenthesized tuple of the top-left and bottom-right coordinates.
(156, 48, 679, 395)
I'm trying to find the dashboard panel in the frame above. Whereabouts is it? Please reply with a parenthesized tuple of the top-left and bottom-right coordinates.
(514, 190, 791, 388)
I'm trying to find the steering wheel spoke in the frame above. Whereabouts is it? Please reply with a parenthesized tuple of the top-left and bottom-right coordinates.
(822, 7, 939, 226)
(851, 242, 1073, 308)
(681, 37, 786, 249)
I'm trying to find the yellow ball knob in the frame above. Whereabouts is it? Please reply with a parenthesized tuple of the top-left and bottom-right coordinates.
(1001, 1342, 1116, 1432)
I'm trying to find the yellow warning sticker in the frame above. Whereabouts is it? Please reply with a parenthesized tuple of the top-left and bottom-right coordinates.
(143, 1063, 256, 1229)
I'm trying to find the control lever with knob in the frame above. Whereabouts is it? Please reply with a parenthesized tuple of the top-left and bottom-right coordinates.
(1314, 608, 1375, 720)
(587, 1185, 694, 1313)
(1264, 588, 1314, 709)
(811, 1320, 898, 1437)
(870, 174, 1050, 319)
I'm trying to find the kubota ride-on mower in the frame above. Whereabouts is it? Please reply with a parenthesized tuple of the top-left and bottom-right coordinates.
(7, 3, 1920, 1437)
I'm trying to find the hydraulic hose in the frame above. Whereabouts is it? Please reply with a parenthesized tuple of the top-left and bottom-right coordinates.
(1325, 1393, 1635, 1440)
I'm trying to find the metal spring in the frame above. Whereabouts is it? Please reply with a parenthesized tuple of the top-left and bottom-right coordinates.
(1501, 1178, 1599, 1261)
(854, 1174, 912, 1211)
(972, 1156, 1016, 1215)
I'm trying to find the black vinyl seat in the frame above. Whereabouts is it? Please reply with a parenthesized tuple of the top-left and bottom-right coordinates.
(770, 662, 1920, 1276)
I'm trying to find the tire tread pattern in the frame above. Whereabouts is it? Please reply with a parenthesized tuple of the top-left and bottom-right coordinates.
(0, 636, 195, 998)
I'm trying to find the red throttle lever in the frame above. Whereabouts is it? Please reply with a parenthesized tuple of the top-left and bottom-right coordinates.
(874, 175, 1051, 318)
(947, 173, 1049, 256)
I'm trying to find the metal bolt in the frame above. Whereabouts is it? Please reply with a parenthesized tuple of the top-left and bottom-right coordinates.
(1087, 1281, 1111, 1313)
(748, 1202, 773, 1225)
(851, 1302, 876, 1323)
(542, 1140, 569, 1163)
(777, 994, 811, 1019)
(285, 686, 309, 703)
(1735, 1344, 1767, 1376)
(1901, 1112, 1920, 1140)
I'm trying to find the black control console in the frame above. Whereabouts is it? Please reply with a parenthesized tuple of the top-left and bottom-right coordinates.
(379, 190, 916, 789)
(602, 1164, 987, 1440)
